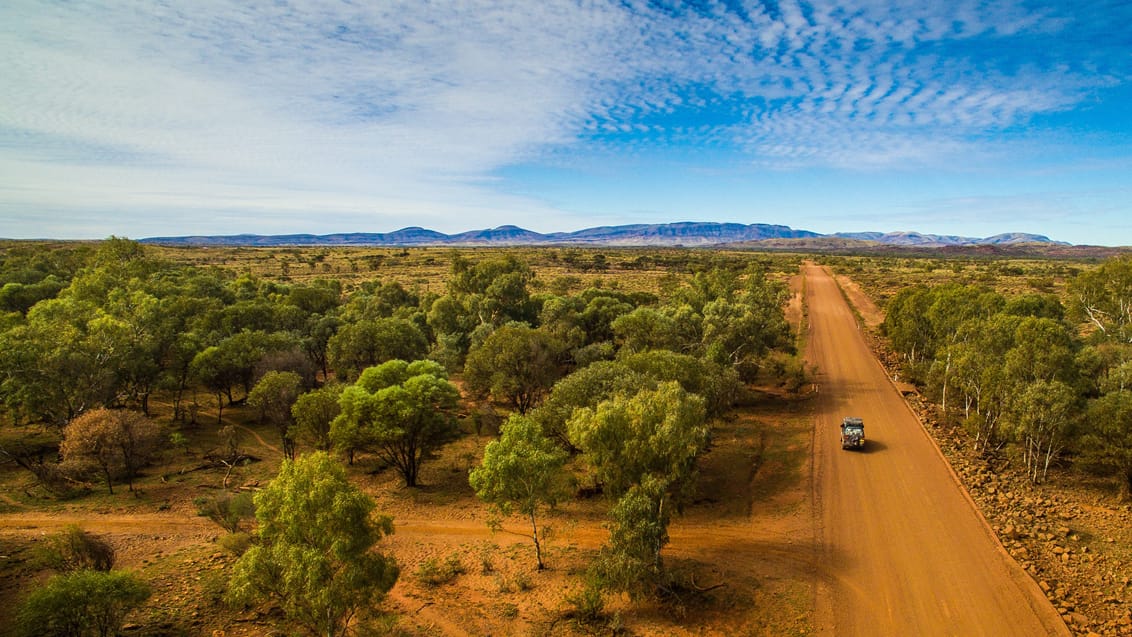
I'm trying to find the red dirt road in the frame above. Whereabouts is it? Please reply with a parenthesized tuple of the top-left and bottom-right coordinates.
(804, 263, 1069, 636)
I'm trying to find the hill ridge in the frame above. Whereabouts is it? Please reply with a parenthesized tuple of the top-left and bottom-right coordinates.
(140, 222, 1066, 247)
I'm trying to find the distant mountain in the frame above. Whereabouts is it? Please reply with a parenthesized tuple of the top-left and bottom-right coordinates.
(141, 222, 1066, 248)
(831, 231, 1060, 247)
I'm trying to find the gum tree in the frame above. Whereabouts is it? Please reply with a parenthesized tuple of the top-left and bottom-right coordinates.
(469, 415, 568, 569)
(227, 452, 399, 637)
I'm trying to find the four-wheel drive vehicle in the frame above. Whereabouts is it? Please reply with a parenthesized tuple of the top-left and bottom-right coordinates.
(840, 417, 865, 450)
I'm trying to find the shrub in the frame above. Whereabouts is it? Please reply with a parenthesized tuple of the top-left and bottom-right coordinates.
(35, 525, 114, 572)
(194, 491, 256, 533)
(564, 583, 605, 624)
(218, 531, 253, 556)
(16, 569, 150, 637)
(415, 553, 465, 587)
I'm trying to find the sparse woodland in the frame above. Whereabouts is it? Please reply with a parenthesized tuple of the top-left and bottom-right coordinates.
(0, 238, 805, 635)
(2, 239, 1130, 635)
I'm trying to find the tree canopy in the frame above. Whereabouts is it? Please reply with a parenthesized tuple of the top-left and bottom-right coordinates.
(227, 452, 399, 637)
(464, 323, 565, 414)
(330, 359, 460, 486)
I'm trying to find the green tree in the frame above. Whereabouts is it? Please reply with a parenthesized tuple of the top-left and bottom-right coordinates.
(303, 314, 340, 381)
(591, 476, 669, 598)
(248, 371, 303, 459)
(469, 415, 568, 569)
(291, 383, 343, 452)
(1068, 256, 1132, 344)
(577, 293, 634, 344)
(620, 349, 740, 419)
(0, 298, 119, 428)
(529, 360, 650, 450)
(1003, 317, 1079, 386)
(16, 569, 151, 637)
(611, 307, 684, 354)
(338, 280, 418, 323)
(1007, 380, 1078, 484)
(60, 408, 162, 494)
(929, 314, 1020, 451)
(537, 295, 587, 353)
(1083, 388, 1132, 499)
(568, 382, 708, 499)
(448, 254, 535, 325)
(567, 382, 708, 593)
(330, 360, 460, 486)
(227, 452, 399, 637)
(883, 285, 938, 375)
(327, 318, 428, 382)
(191, 330, 296, 420)
(286, 280, 342, 316)
(464, 324, 564, 414)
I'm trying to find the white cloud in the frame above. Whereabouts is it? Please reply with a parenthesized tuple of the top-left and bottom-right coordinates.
(0, 0, 1126, 237)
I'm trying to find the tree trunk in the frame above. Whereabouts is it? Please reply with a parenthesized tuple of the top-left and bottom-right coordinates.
(530, 509, 545, 570)
(941, 352, 951, 413)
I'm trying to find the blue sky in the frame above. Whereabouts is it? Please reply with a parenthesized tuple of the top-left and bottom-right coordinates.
(2, 0, 1130, 245)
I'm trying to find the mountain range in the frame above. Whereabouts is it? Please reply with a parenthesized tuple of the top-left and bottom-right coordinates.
(140, 222, 1064, 248)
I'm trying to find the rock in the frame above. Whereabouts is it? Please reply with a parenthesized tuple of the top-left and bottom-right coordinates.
(1003, 524, 1018, 540)
(1040, 581, 1053, 594)
(1058, 526, 1071, 537)
(1069, 612, 1089, 627)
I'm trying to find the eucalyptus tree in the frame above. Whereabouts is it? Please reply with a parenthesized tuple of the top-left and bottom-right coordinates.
(464, 323, 565, 414)
(248, 371, 303, 459)
(227, 452, 399, 637)
(326, 317, 428, 382)
(1068, 256, 1132, 345)
(469, 415, 568, 570)
(330, 359, 459, 486)
(60, 408, 162, 494)
(567, 382, 709, 594)
(290, 383, 342, 452)
(1084, 386, 1132, 499)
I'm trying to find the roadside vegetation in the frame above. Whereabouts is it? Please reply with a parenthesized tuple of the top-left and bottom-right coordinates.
(840, 254, 1132, 493)
(0, 238, 808, 635)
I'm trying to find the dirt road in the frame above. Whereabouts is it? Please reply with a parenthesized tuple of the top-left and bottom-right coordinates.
(804, 263, 1069, 636)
